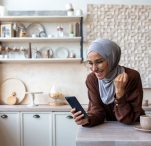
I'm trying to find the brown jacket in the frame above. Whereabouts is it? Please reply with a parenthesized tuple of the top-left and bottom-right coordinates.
(85, 67, 145, 127)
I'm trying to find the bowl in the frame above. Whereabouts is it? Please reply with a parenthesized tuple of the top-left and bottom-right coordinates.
(140, 115, 151, 130)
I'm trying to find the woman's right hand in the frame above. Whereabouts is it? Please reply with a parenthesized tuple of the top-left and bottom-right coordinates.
(114, 72, 128, 99)
(71, 108, 89, 125)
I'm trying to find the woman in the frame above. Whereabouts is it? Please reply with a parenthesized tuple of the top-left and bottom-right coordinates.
(71, 39, 145, 127)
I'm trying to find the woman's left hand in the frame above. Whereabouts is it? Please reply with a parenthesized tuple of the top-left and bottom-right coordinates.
(71, 108, 89, 125)
(114, 72, 128, 99)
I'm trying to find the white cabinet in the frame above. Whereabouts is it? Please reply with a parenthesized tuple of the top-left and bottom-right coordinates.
(21, 112, 52, 146)
(52, 112, 77, 146)
(0, 112, 20, 146)
(0, 111, 77, 146)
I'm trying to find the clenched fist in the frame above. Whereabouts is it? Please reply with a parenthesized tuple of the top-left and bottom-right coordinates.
(114, 72, 128, 99)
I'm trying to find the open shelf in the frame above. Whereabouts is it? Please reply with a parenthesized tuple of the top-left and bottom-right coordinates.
(0, 16, 82, 22)
(0, 37, 81, 43)
(0, 58, 82, 63)
(0, 16, 84, 62)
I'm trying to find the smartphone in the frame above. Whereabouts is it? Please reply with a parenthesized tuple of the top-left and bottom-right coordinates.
(65, 96, 88, 118)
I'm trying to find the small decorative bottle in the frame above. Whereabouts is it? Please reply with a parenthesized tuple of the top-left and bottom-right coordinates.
(69, 23, 75, 37)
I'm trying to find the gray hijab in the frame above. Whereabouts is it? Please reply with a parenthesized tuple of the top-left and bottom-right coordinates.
(87, 39, 124, 104)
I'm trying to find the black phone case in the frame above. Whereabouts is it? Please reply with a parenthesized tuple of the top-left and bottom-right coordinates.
(65, 96, 88, 118)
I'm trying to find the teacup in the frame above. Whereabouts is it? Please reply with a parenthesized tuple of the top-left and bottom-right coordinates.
(140, 115, 151, 130)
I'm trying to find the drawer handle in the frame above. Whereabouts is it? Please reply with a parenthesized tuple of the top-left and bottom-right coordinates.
(1, 114, 8, 119)
(66, 115, 73, 119)
(33, 115, 40, 118)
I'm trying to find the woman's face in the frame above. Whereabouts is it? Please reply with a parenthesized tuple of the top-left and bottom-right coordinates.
(87, 51, 109, 80)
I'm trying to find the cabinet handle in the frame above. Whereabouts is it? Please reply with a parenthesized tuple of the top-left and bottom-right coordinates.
(1, 114, 8, 119)
(33, 115, 40, 118)
(66, 115, 73, 119)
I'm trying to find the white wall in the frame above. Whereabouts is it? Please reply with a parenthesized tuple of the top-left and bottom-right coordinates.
(2, 0, 151, 12)
(1, 0, 151, 104)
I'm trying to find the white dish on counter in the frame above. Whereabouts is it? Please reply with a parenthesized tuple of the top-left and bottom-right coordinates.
(134, 124, 151, 132)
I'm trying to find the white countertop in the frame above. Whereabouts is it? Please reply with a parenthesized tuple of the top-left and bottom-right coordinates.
(76, 121, 151, 146)
(0, 104, 150, 112)
(0, 104, 88, 112)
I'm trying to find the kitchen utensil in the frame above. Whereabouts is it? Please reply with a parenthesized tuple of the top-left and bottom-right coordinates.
(40, 47, 53, 58)
(0, 78, 26, 104)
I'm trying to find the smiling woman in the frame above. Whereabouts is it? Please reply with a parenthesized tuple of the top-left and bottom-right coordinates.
(71, 38, 145, 127)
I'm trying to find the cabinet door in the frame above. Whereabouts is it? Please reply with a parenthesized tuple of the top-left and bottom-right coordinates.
(53, 112, 77, 146)
(0, 112, 20, 146)
(21, 112, 52, 146)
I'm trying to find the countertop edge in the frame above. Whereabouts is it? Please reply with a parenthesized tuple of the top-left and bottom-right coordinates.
(0, 105, 150, 112)
(0, 104, 88, 112)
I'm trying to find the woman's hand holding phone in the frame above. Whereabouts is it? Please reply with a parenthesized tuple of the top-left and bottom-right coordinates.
(71, 108, 89, 125)
(65, 96, 89, 126)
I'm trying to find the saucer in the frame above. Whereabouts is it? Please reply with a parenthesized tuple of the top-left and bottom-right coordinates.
(134, 124, 151, 132)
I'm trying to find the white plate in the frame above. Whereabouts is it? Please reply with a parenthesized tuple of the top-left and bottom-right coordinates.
(26, 23, 46, 37)
(0, 78, 26, 104)
(134, 124, 151, 132)
(55, 47, 69, 58)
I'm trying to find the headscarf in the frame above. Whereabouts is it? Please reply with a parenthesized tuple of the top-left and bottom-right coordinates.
(87, 39, 125, 104)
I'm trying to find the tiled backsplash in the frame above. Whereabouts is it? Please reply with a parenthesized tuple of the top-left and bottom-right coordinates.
(86, 4, 151, 88)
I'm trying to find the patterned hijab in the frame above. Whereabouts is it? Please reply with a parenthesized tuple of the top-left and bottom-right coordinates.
(87, 39, 124, 104)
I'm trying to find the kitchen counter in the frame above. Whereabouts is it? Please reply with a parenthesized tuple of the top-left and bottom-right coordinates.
(76, 121, 151, 146)
(0, 104, 151, 112)
(0, 104, 88, 112)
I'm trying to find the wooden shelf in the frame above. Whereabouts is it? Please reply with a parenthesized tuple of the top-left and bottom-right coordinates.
(0, 37, 81, 43)
(0, 16, 82, 22)
(0, 58, 82, 63)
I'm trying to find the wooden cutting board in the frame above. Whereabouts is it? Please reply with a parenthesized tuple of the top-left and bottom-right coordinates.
(0, 78, 26, 104)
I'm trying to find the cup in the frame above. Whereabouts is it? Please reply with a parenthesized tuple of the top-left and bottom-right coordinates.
(140, 115, 151, 130)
